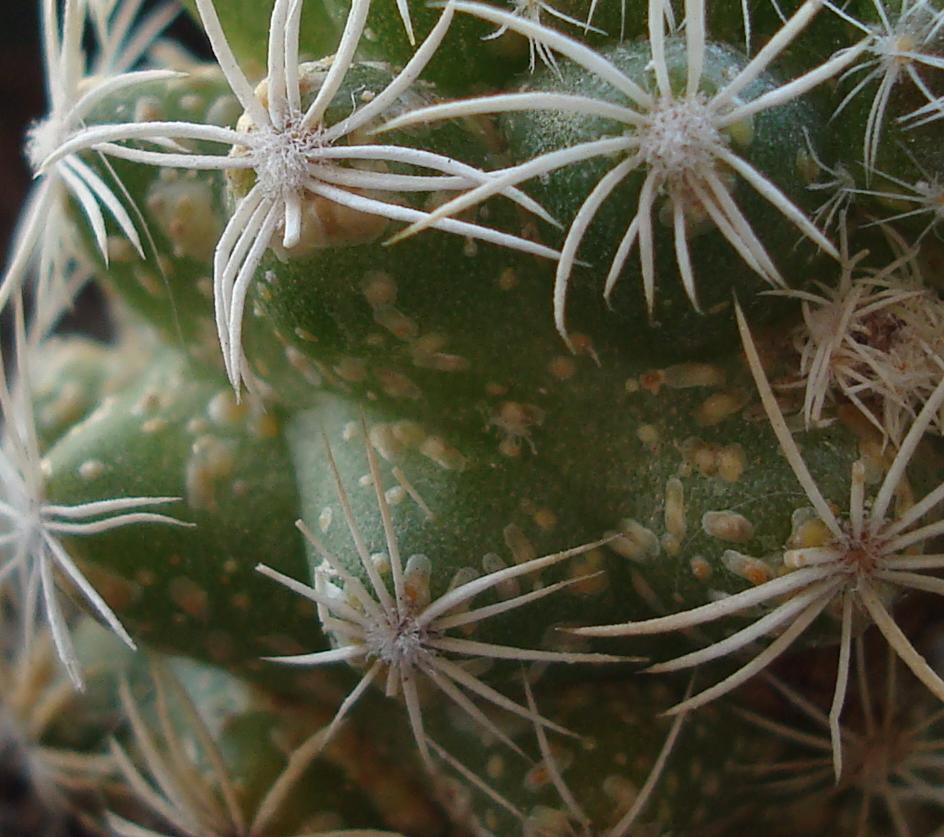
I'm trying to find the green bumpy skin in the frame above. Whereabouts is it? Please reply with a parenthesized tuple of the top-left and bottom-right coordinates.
(39, 345, 328, 691)
(14, 1, 944, 835)
(287, 393, 655, 670)
(525, 351, 860, 627)
(285, 332, 939, 676)
(238, 60, 582, 426)
(74, 68, 237, 358)
(421, 675, 744, 834)
(284, 347, 867, 667)
(532, 334, 941, 650)
(79, 64, 589, 425)
(501, 34, 823, 354)
(29, 334, 150, 452)
(500, 37, 828, 356)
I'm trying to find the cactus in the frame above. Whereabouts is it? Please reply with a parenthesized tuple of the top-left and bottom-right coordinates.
(1, 0, 943, 834)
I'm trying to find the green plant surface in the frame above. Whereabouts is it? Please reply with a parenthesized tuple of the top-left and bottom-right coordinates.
(2, 0, 943, 834)
(179, 0, 341, 77)
(41, 346, 328, 692)
(422, 675, 745, 834)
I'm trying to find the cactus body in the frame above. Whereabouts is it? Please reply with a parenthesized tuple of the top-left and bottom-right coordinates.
(2, 0, 943, 834)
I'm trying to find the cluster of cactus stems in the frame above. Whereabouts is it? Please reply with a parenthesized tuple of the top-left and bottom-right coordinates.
(1, 0, 944, 834)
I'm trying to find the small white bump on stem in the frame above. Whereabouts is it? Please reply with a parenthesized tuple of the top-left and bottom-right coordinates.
(50, 0, 562, 396)
(570, 301, 944, 783)
(382, 0, 861, 345)
(256, 419, 635, 774)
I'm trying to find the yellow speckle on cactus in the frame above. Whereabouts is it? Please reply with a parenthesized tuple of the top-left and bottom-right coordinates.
(567, 549, 609, 597)
(361, 270, 398, 307)
(141, 417, 168, 434)
(482, 553, 520, 600)
(721, 549, 774, 586)
(376, 368, 422, 400)
(78, 459, 105, 480)
(498, 267, 518, 290)
(186, 435, 235, 511)
(662, 362, 726, 389)
(694, 390, 748, 426)
(701, 510, 755, 543)
(717, 444, 746, 483)
(374, 305, 419, 341)
(533, 508, 557, 532)
(503, 523, 537, 565)
(334, 356, 369, 382)
(490, 400, 545, 457)
(690, 556, 712, 581)
(419, 435, 467, 470)
(168, 576, 210, 618)
(637, 423, 660, 446)
(664, 477, 686, 543)
(106, 235, 139, 263)
(132, 95, 164, 123)
(385, 484, 407, 505)
(178, 93, 203, 113)
(284, 345, 323, 386)
(788, 515, 833, 550)
(725, 113, 754, 149)
(610, 520, 660, 563)
(133, 267, 164, 297)
(206, 391, 242, 425)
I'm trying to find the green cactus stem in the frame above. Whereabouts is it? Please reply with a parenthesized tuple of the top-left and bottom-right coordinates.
(377, 1, 858, 351)
(422, 674, 743, 835)
(2, 0, 943, 834)
(40, 346, 325, 690)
